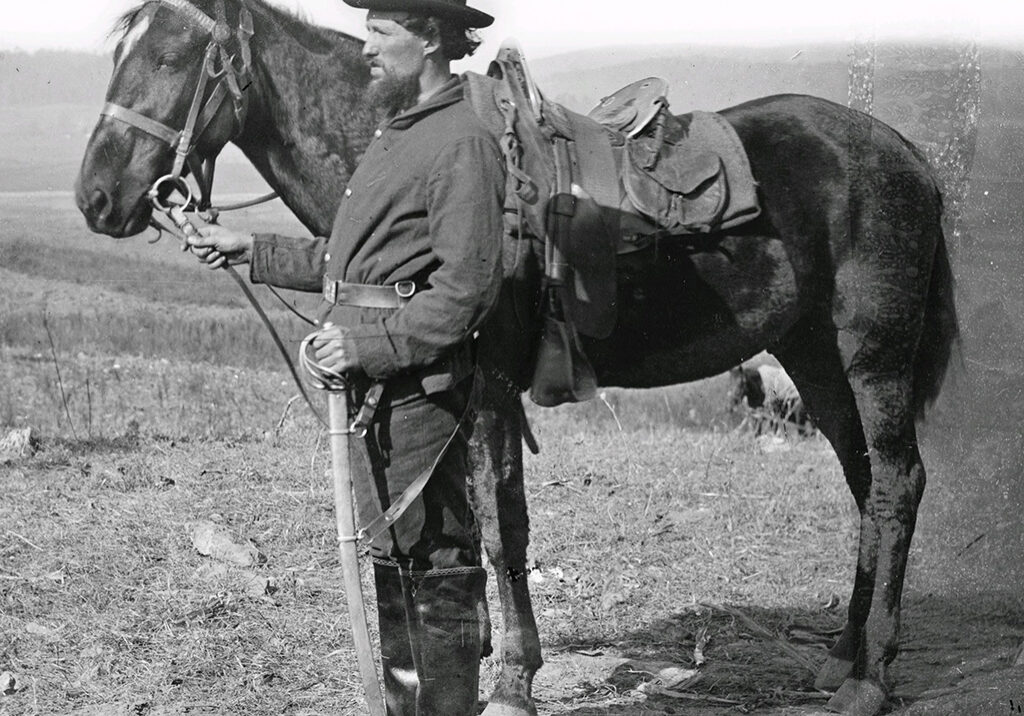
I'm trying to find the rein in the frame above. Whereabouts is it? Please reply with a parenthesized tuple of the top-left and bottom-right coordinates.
(152, 180, 326, 428)
(108, 0, 322, 426)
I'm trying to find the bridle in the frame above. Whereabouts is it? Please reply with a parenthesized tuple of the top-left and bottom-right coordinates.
(99, 0, 319, 429)
(101, 0, 256, 212)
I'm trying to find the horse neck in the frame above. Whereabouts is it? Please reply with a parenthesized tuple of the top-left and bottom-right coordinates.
(232, 7, 375, 237)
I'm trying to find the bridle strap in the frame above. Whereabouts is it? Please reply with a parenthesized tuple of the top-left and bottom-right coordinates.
(101, 0, 255, 208)
(101, 69, 233, 159)
(237, 7, 254, 73)
(173, 42, 218, 177)
(186, 153, 214, 210)
(159, 0, 217, 33)
(101, 103, 181, 146)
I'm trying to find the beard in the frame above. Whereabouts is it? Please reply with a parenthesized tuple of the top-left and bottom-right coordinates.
(364, 69, 421, 117)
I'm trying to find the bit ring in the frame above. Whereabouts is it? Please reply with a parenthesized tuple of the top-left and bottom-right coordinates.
(148, 174, 193, 212)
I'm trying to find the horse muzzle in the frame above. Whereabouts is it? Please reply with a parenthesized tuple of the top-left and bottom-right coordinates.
(75, 127, 160, 238)
(75, 177, 154, 238)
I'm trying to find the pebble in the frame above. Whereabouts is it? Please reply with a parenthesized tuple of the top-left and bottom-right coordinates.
(1, 671, 18, 695)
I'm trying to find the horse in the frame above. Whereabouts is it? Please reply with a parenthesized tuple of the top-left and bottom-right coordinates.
(75, 2, 959, 715)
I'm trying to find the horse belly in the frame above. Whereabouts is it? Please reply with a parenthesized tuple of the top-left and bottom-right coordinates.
(585, 234, 801, 388)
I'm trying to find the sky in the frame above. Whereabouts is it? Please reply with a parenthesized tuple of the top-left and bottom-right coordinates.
(2, 0, 1024, 71)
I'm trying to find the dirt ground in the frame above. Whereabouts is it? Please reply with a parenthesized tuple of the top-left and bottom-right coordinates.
(521, 309, 1024, 715)
(3, 213, 1023, 714)
(2, 356, 1021, 716)
(518, 435, 1024, 715)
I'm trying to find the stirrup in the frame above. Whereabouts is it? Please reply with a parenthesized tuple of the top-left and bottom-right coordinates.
(588, 77, 669, 137)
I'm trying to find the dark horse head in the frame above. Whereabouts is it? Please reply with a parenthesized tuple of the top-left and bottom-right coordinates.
(75, 0, 373, 239)
(75, 0, 255, 236)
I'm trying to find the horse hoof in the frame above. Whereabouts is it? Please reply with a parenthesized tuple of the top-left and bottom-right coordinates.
(815, 655, 855, 691)
(825, 678, 887, 716)
(480, 701, 538, 716)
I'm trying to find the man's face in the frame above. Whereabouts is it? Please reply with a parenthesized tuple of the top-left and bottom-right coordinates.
(363, 11, 428, 88)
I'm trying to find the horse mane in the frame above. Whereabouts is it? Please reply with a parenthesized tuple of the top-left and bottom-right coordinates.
(109, 0, 363, 56)
(108, 5, 146, 42)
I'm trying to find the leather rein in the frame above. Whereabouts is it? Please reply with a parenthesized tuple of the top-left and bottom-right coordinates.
(101, 0, 325, 427)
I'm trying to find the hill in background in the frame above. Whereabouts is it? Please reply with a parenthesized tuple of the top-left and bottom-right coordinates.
(0, 50, 110, 106)
(2, 43, 1023, 242)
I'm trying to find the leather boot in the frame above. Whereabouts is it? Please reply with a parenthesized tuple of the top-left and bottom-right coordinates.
(374, 562, 418, 716)
(407, 566, 487, 716)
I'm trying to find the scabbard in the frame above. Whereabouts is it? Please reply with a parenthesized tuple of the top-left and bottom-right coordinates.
(328, 391, 386, 716)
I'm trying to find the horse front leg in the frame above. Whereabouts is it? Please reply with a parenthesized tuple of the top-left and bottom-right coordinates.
(469, 386, 542, 716)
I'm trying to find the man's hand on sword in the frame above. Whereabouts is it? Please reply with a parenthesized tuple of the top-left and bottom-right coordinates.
(312, 322, 359, 373)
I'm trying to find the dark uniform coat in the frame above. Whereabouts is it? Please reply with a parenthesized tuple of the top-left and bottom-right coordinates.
(249, 76, 505, 392)
(247, 76, 505, 567)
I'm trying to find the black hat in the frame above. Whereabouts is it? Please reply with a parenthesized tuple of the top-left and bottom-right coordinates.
(344, 0, 494, 28)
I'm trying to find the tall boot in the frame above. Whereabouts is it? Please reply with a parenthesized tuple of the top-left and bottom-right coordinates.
(373, 561, 418, 716)
(408, 566, 487, 716)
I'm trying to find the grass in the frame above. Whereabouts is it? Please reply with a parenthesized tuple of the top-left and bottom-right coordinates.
(1, 237, 258, 310)
(0, 297, 312, 374)
(517, 407, 853, 645)
(0, 347, 314, 438)
(0, 396, 858, 716)
(3, 195, 1024, 715)
(1, 434, 363, 715)
(4, 395, 1023, 715)
(1, 192, 321, 375)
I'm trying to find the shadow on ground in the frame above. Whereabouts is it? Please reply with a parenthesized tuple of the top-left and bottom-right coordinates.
(528, 342, 1024, 715)
(529, 591, 1023, 715)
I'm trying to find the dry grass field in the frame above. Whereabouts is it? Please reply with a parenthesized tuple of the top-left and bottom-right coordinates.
(2, 193, 1024, 715)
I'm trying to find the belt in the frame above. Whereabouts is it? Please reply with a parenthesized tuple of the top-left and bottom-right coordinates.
(323, 278, 416, 309)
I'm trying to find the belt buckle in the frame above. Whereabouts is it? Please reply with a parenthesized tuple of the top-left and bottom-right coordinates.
(394, 281, 416, 300)
(324, 277, 337, 304)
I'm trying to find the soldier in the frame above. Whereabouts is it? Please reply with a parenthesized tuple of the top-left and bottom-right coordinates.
(187, 1, 503, 713)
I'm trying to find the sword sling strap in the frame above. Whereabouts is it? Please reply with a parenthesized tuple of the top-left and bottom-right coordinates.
(358, 368, 482, 544)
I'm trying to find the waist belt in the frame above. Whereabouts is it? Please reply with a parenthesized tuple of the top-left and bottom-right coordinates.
(323, 278, 416, 309)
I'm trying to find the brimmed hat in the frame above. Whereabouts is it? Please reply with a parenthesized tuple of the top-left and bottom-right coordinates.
(344, 0, 494, 28)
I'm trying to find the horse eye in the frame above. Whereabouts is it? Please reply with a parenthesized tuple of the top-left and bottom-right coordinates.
(156, 52, 182, 69)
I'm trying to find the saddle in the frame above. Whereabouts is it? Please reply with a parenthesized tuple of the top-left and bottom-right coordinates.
(590, 77, 760, 236)
(462, 42, 761, 406)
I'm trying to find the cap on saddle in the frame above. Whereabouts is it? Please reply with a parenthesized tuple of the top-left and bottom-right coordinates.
(343, 0, 494, 27)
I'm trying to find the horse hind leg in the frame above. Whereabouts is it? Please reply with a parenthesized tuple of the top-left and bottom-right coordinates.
(824, 369, 924, 716)
(773, 324, 875, 692)
(468, 385, 541, 716)
(817, 211, 936, 713)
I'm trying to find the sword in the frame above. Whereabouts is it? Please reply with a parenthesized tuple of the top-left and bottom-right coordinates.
(328, 389, 386, 716)
(301, 331, 385, 716)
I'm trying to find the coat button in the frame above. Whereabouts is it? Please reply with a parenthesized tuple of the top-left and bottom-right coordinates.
(374, 129, 383, 138)
(325, 253, 331, 262)
(344, 188, 353, 197)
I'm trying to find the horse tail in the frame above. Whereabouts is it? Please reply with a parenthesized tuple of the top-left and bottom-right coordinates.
(913, 191, 961, 419)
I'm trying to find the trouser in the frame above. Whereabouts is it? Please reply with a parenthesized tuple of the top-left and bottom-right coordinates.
(349, 373, 484, 716)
